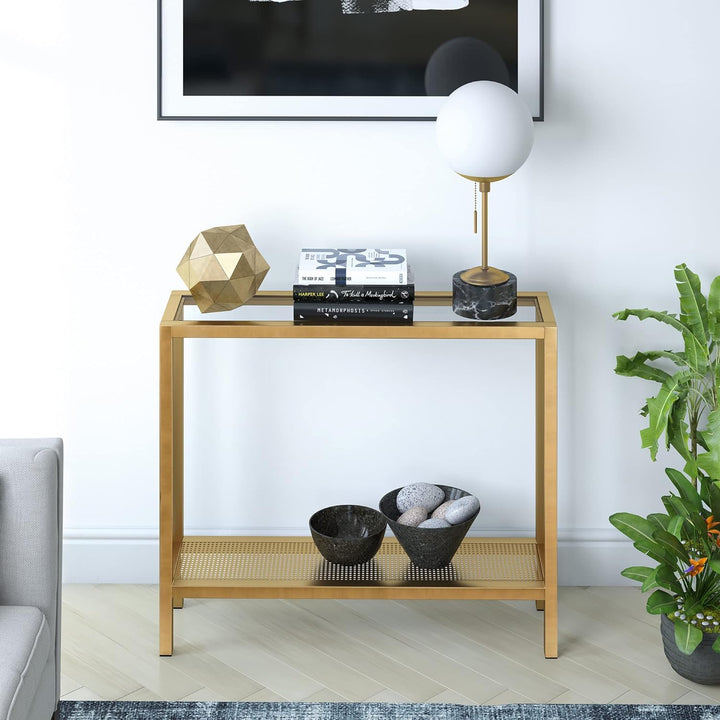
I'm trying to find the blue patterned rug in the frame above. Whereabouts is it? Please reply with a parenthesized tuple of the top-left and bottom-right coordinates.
(57, 702, 720, 720)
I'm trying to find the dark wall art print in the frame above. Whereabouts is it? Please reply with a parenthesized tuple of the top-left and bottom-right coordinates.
(158, 0, 543, 120)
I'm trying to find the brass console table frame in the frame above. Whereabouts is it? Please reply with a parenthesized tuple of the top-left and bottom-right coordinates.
(159, 290, 558, 657)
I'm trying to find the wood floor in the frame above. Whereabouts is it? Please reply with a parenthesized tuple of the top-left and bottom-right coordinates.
(60, 586, 720, 705)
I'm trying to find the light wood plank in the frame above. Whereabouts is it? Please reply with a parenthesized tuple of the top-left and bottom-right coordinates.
(198, 599, 388, 701)
(396, 600, 624, 703)
(444, 596, 688, 703)
(64, 585, 264, 701)
(63, 606, 203, 701)
(295, 599, 506, 703)
(119, 689, 164, 701)
(673, 690, 720, 704)
(60, 673, 82, 697)
(242, 689, 290, 702)
(61, 585, 717, 704)
(303, 689, 353, 702)
(482, 690, 534, 705)
(209, 598, 445, 702)
(172, 603, 326, 700)
(365, 690, 412, 703)
(60, 687, 104, 701)
(547, 690, 595, 704)
(340, 599, 564, 702)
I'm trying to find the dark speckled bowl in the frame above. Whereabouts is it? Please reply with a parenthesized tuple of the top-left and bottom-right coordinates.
(379, 485, 480, 569)
(309, 505, 387, 566)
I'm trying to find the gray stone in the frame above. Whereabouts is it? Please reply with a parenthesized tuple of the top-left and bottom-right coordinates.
(418, 518, 451, 529)
(431, 500, 453, 520)
(445, 495, 481, 525)
(396, 483, 445, 514)
(397, 506, 428, 527)
(452, 270, 517, 320)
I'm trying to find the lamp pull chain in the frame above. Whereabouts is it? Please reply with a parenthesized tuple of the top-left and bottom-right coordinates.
(473, 182, 478, 234)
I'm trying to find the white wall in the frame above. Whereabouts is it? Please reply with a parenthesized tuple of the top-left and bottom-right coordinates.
(2, 1, 719, 584)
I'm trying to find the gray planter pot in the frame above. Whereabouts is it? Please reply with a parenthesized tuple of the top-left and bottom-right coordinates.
(660, 613, 720, 684)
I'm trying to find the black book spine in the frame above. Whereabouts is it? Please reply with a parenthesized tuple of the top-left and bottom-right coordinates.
(292, 284, 415, 304)
(294, 302, 413, 323)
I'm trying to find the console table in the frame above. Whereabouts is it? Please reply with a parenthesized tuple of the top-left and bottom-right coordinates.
(159, 290, 558, 657)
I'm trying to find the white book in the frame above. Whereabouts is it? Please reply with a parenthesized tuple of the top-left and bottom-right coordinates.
(296, 249, 409, 285)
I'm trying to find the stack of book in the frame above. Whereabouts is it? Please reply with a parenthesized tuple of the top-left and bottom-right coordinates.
(293, 249, 414, 324)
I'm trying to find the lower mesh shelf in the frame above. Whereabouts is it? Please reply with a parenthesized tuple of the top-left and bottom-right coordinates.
(175, 536, 542, 587)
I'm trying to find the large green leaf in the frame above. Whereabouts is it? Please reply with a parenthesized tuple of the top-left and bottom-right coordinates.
(614, 307, 686, 334)
(647, 513, 669, 533)
(609, 513, 656, 544)
(633, 539, 675, 566)
(621, 566, 655, 584)
(698, 409, 720, 480)
(653, 528, 689, 563)
(643, 350, 688, 366)
(691, 513, 710, 537)
(682, 456, 700, 488)
(713, 634, 720, 653)
(664, 496, 707, 538)
(641, 567, 660, 592)
(665, 468, 702, 511)
(647, 589, 678, 614)
(615, 353, 672, 384)
(656, 565, 683, 594)
(708, 275, 720, 342)
(668, 394, 694, 466)
(614, 306, 706, 367)
(674, 620, 704, 655)
(675, 263, 709, 358)
(640, 371, 693, 460)
(696, 430, 710, 452)
(709, 482, 720, 522)
(667, 515, 684, 539)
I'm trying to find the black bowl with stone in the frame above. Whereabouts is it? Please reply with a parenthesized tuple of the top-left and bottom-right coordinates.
(309, 505, 387, 566)
(379, 485, 479, 569)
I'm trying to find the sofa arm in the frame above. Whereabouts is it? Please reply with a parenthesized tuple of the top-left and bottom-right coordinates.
(0, 439, 63, 699)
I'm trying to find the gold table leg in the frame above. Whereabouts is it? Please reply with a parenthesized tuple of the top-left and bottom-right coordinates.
(536, 327, 558, 658)
(160, 330, 184, 655)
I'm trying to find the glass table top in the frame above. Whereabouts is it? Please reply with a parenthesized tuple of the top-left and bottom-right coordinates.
(178, 292, 542, 324)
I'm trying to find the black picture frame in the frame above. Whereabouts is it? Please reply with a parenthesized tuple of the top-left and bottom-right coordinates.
(157, 0, 543, 121)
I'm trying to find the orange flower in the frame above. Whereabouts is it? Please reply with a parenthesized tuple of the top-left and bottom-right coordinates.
(707, 516, 720, 536)
(685, 557, 708, 576)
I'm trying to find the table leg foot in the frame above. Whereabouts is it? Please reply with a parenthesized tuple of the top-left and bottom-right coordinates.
(160, 591, 174, 656)
(543, 595, 558, 658)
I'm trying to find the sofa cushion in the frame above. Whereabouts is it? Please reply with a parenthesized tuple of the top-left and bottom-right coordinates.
(0, 606, 50, 720)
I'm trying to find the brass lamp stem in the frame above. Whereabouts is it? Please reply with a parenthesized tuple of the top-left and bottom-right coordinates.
(460, 179, 509, 287)
(480, 181, 489, 269)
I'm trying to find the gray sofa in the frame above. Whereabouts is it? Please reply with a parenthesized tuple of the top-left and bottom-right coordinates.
(0, 439, 63, 720)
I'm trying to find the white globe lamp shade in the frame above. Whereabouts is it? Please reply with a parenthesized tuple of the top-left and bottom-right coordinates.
(436, 81, 534, 180)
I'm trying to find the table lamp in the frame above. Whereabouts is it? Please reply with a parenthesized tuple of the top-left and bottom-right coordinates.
(436, 80, 534, 320)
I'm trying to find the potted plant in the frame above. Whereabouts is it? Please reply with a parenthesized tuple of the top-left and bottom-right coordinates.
(613, 263, 720, 486)
(611, 263, 720, 682)
(610, 470, 720, 682)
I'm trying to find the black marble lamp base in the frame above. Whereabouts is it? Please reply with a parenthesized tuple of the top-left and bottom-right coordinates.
(452, 270, 517, 320)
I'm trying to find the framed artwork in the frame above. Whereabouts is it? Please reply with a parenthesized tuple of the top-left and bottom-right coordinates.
(158, 0, 543, 121)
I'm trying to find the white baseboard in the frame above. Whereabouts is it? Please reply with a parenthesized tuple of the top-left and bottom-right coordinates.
(61, 527, 643, 586)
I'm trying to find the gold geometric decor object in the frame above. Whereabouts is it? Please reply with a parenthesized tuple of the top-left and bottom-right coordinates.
(177, 224, 270, 313)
